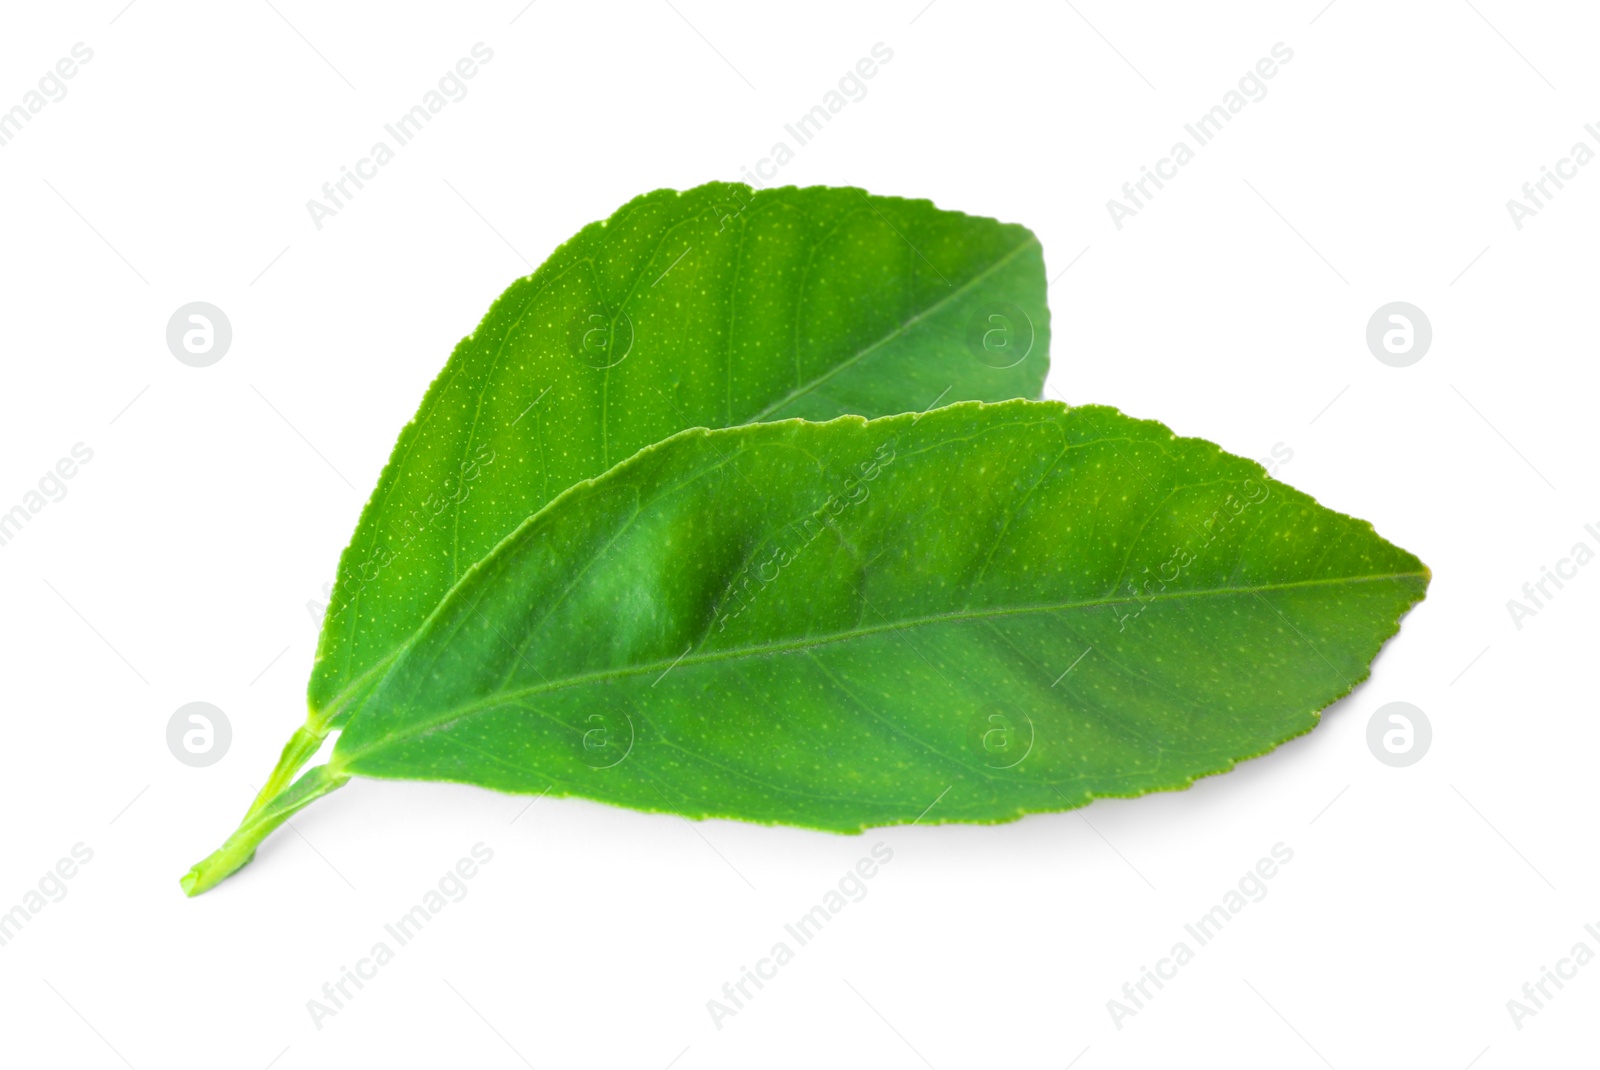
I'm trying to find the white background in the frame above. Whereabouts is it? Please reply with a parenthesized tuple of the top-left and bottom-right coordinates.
(0, 1, 1594, 1066)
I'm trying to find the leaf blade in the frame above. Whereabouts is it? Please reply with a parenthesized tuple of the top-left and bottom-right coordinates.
(309, 183, 1050, 726)
(331, 401, 1427, 829)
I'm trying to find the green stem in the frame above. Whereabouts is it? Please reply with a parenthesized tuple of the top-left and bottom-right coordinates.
(180, 764, 349, 897)
(240, 724, 328, 824)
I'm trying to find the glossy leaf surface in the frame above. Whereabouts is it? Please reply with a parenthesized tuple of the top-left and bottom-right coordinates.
(329, 401, 1428, 829)
(309, 183, 1049, 728)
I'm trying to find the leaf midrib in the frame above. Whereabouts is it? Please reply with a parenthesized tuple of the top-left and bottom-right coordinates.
(336, 569, 1427, 766)
(746, 235, 1039, 422)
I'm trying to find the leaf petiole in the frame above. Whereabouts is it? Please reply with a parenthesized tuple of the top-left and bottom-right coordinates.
(180, 763, 349, 897)
(239, 723, 329, 824)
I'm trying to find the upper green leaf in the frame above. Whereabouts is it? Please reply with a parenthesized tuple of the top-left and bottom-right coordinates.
(330, 401, 1428, 830)
(309, 183, 1049, 726)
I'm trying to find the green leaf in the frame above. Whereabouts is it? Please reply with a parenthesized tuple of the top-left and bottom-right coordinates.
(309, 183, 1049, 733)
(182, 401, 1426, 893)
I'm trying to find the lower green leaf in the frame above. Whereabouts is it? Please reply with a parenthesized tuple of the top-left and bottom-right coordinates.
(184, 401, 1427, 893)
(341, 401, 1425, 821)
